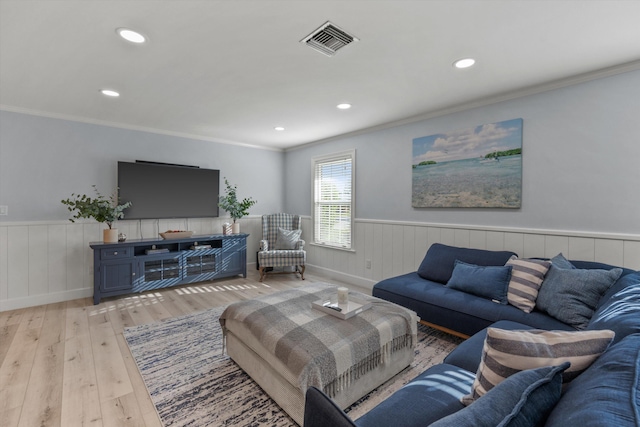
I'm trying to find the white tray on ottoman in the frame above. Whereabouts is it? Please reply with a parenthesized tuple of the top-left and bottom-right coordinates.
(312, 297, 372, 320)
(220, 283, 418, 425)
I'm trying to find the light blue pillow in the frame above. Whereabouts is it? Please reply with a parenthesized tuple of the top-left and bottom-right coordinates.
(536, 265, 622, 330)
(274, 227, 301, 250)
(446, 260, 512, 304)
(417, 244, 517, 284)
(430, 362, 569, 427)
(550, 253, 575, 269)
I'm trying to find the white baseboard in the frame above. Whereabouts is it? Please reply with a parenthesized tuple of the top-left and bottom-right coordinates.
(0, 288, 93, 312)
(1, 262, 260, 312)
(305, 264, 377, 290)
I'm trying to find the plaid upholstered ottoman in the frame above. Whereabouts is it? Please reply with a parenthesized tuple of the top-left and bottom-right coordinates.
(219, 282, 418, 425)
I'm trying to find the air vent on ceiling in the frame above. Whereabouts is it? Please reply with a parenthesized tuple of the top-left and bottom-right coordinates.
(301, 21, 358, 57)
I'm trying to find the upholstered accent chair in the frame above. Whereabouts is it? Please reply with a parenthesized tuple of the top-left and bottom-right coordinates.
(258, 213, 306, 281)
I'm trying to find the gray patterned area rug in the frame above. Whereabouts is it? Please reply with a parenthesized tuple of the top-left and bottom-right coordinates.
(124, 306, 463, 427)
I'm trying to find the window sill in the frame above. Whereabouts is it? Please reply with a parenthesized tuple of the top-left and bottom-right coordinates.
(310, 242, 355, 253)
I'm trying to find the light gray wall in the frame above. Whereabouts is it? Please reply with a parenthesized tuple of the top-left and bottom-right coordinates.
(284, 69, 640, 235)
(0, 111, 283, 222)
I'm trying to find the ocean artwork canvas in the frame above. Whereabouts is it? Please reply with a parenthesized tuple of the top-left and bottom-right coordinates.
(412, 118, 523, 208)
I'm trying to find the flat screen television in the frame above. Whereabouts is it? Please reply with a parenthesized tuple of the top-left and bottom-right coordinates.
(118, 161, 220, 219)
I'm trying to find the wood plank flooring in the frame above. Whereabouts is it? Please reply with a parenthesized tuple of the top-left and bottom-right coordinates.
(0, 271, 356, 427)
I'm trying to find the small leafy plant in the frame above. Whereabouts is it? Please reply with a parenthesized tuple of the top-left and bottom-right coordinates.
(61, 185, 132, 229)
(218, 178, 257, 223)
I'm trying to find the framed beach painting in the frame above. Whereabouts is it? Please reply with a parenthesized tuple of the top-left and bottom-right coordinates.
(412, 118, 523, 208)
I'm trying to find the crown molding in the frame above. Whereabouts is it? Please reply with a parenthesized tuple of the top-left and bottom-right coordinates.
(287, 59, 640, 152)
(0, 105, 284, 153)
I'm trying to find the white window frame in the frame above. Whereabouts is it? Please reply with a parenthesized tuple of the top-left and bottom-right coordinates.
(311, 150, 355, 251)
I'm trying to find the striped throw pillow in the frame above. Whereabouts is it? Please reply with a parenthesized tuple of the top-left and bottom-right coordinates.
(461, 327, 615, 406)
(506, 256, 551, 313)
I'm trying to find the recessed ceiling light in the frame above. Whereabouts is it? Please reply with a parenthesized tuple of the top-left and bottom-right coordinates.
(116, 28, 146, 44)
(337, 103, 352, 110)
(274, 126, 285, 131)
(100, 89, 120, 97)
(454, 58, 476, 69)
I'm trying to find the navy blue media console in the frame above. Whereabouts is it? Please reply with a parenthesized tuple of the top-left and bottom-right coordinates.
(90, 233, 248, 304)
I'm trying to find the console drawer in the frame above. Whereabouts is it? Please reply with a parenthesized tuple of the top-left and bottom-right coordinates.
(100, 247, 132, 260)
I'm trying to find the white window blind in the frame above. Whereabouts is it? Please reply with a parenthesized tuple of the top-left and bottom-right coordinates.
(312, 151, 354, 249)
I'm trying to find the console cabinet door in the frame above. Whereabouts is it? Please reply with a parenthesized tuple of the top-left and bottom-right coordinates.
(183, 250, 220, 283)
(222, 236, 247, 277)
(101, 261, 135, 293)
(135, 255, 182, 292)
(222, 249, 243, 275)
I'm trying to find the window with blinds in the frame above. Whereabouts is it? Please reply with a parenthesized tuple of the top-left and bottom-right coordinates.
(312, 151, 355, 249)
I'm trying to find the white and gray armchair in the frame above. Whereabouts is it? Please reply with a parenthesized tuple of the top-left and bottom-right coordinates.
(257, 213, 306, 281)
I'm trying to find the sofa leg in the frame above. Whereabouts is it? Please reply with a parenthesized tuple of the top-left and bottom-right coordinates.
(299, 265, 305, 280)
(419, 320, 470, 340)
(259, 267, 265, 282)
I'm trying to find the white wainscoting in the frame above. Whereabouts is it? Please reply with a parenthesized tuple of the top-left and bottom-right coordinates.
(0, 216, 263, 312)
(3, 216, 639, 312)
(302, 217, 640, 289)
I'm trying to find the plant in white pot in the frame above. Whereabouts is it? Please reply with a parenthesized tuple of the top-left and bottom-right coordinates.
(61, 185, 132, 243)
(218, 178, 257, 234)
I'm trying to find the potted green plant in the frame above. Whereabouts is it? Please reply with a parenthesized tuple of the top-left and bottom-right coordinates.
(61, 185, 132, 242)
(218, 178, 257, 234)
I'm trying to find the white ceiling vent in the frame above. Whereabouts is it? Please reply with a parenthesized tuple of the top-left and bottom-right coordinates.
(301, 21, 358, 57)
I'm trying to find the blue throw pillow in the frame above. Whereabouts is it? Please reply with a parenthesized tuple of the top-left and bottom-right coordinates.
(417, 244, 517, 284)
(536, 265, 622, 330)
(430, 362, 569, 427)
(446, 260, 512, 304)
(545, 334, 640, 427)
(587, 273, 640, 344)
(550, 253, 575, 269)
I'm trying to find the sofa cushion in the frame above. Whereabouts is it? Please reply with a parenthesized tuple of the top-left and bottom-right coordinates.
(431, 363, 568, 427)
(446, 260, 512, 304)
(417, 243, 517, 284)
(373, 273, 573, 337)
(571, 259, 636, 277)
(545, 333, 640, 427)
(598, 269, 640, 309)
(505, 256, 551, 313)
(587, 273, 640, 344)
(462, 327, 615, 404)
(354, 364, 471, 427)
(536, 265, 622, 330)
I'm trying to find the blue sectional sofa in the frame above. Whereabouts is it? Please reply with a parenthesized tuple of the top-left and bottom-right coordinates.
(303, 244, 640, 427)
(371, 243, 637, 337)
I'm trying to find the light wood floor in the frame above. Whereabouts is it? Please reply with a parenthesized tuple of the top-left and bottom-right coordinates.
(0, 270, 356, 427)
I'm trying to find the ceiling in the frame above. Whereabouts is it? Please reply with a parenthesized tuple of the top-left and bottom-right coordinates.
(2, 1, 640, 151)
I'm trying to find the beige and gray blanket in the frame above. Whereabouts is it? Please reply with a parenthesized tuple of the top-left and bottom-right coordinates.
(219, 282, 417, 397)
